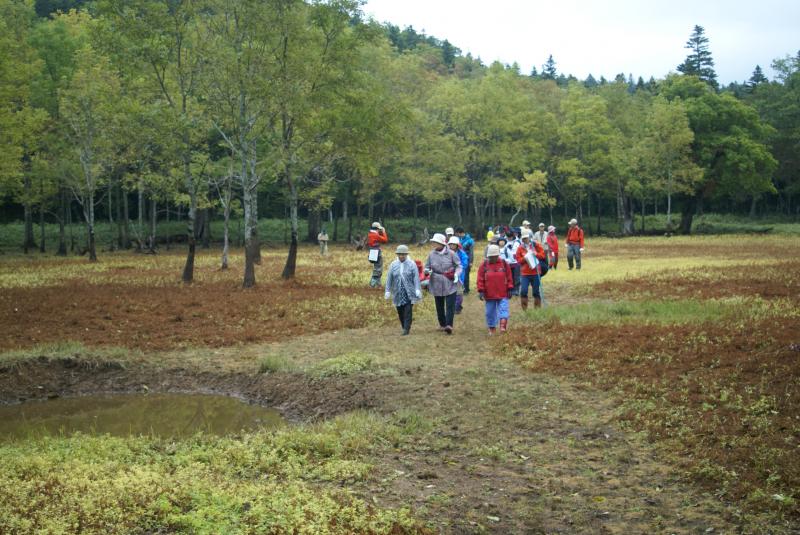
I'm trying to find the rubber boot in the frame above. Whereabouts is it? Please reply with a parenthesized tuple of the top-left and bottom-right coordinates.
(534, 297, 542, 308)
(499, 318, 508, 333)
(520, 297, 529, 311)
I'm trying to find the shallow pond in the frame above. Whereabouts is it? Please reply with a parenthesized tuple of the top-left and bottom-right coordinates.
(0, 393, 284, 441)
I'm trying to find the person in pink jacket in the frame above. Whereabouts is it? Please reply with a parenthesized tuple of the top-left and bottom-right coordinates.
(546, 225, 559, 269)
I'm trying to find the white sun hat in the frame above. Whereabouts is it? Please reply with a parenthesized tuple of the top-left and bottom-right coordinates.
(486, 244, 501, 257)
(430, 233, 447, 245)
(448, 236, 460, 245)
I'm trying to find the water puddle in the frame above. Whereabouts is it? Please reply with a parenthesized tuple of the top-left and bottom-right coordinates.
(0, 393, 284, 441)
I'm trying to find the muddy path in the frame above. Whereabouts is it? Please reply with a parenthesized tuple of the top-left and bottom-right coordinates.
(0, 292, 785, 534)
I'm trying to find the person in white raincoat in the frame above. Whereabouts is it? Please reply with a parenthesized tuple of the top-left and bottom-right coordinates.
(385, 244, 422, 335)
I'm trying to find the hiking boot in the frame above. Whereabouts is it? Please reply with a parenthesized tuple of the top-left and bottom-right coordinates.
(520, 297, 529, 311)
(499, 319, 508, 332)
(444, 326, 453, 335)
(401, 329, 410, 336)
(534, 297, 542, 308)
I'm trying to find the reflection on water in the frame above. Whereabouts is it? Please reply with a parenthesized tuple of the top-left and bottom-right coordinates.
(0, 393, 284, 441)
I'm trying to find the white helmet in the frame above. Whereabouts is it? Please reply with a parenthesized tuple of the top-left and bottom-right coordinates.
(486, 244, 501, 257)
(430, 233, 447, 245)
(448, 236, 461, 245)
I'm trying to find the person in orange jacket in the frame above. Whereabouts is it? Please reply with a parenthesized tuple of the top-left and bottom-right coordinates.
(565, 218, 585, 270)
(368, 222, 389, 287)
(546, 225, 559, 269)
(514, 229, 546, 310)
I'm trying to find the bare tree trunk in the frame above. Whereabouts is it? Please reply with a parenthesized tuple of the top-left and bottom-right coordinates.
(39, 204, 46, 254)
(57, 186, 67, 256)
(149, 198, 157, 251)
(182, 155, 198, 283)
(87, 197, 97, 262)
(137, 181, 145, 251)
(749, 196, 758, 218)
(281, 179, 299, 279)
(221, 191, 230, 271)
(596, 194, 602, 235)
(23, 176, 36, 253)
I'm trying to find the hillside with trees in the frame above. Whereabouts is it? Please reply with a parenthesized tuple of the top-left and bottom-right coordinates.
(1, 1, 798, 282)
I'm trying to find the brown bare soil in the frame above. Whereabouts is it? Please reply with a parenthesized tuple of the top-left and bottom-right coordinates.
(1, 280, 390, 351)
(503, 316, 800, 518)
(0, 356, 391, 422)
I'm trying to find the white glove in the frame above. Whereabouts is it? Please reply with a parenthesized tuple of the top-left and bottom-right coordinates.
(415, 290, 422, 299)
(580, 248, 584, 253)
(384, 291, 391, 300)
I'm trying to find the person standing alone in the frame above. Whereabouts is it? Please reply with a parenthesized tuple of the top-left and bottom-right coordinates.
(565, 218, 585, 270)
(368, 222, 388, 287)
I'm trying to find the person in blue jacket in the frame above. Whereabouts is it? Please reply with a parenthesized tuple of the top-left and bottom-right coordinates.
(455, 227, 474, 294)
(448, 236, 469, 314)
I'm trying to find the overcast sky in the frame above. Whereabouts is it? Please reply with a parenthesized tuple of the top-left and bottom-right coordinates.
(362, 0, 800, 84)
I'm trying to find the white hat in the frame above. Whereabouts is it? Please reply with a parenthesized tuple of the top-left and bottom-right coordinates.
(445, 227, 454, 236)
(486, 244, 501, 257)
(430, 233, 447, 245)
(448, 236, 461, 245)
(548, 225, 556, 232)
(372, 221, 382, 229)
(538, 222, 545, 228)
(395, 244, 409, 254)
(568, 218, 578, 225)
(522, 220, 531, 226)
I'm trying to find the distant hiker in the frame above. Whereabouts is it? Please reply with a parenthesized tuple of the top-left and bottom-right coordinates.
(534, 223, 549, 257)
(368, 222, 389, 287)
(424, 233, 462, 334)
(478, 244, 514, 334)
(456, 227, 474, 294)
(415, 258, 430, 290)
(317, 228, 329, 256)
(385, 245, 422, 336)
(566, 218, 585, 271)
(445, 227, 455, 239)
(521, 220, 532, 236)
(515, 229, 546, 310)
(486, 225, 494, 243)
(448, 236, 469, 314)
(546, 225, 559, 269)
(497, 234, 520, 296)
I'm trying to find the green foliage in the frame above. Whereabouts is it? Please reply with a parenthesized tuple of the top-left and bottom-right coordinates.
(258, 354, 295, 374)
(312, 352, 374, 378)
(0, 413, 424, 534)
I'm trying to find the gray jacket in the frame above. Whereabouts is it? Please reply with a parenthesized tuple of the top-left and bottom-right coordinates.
(424, 247, 462, 297)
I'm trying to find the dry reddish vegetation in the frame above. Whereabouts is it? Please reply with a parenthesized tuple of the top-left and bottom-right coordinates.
(1, 279, 388, 351)
(505, 263, 800, 518)
(505, 319, 799, 510)
(597, 260, 800, 301)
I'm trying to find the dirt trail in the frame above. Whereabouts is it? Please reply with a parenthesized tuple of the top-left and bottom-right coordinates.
(259, 290, 751, 534)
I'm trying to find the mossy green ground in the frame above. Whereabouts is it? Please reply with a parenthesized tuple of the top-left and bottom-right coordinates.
(1, 235, 798, 533)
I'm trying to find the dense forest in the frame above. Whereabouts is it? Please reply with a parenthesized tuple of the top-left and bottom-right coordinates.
(1, 0, 798, 284)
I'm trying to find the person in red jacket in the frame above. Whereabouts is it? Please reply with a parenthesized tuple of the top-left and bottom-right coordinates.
(477, 244, 514, 334)
(367, 222, 389, 287)
(546, 225, 559, 269)
(565, 218, 585, 270)
(514, 229, 546, 310)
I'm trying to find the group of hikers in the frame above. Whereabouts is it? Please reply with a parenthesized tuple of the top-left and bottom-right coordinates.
(363, 219, 586, 336)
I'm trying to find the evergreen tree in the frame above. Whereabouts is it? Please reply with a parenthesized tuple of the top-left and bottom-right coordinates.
(584, 73, 598, 88)
(529, 66, 538, 78)
(441, 39, 457, 68)
(748, 65, 768, 88)
(636, 76, 645, 92)
(541, 54, 556, 79)
(677, 25, 718, 88)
